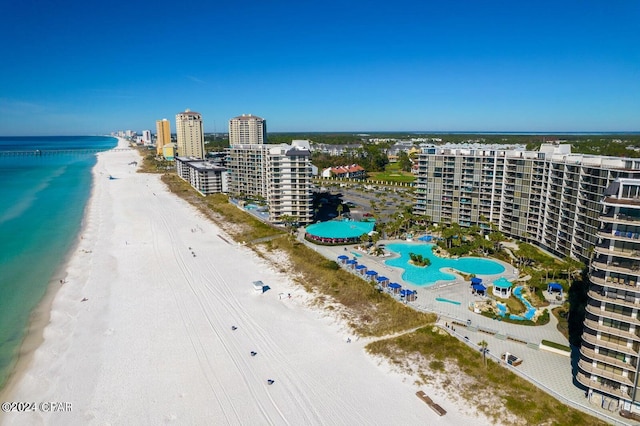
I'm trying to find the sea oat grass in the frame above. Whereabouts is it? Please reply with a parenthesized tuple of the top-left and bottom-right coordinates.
(366, 327, 606, 426)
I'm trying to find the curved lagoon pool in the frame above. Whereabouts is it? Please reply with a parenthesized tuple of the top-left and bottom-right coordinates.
(384, 243, 505, 286)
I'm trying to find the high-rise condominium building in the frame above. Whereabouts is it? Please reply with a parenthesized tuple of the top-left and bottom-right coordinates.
(142, 130, 152, 145)
(175, 109, 205, 159)
(229, 114, 266, 146)
(156, 118, 171, 156)
(228, 143, 269, 198)
(413, 144, 640, 263)
(578, 178, 640, 414)
(266, 140, 313, 224)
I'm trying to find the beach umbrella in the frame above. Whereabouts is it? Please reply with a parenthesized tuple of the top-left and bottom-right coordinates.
(472, 284, 486, 293)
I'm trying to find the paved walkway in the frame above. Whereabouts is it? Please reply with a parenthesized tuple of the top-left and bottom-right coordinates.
(298, 231, 632, 425)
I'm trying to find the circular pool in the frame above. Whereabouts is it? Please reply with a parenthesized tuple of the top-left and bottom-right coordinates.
(305, 220, 375, 243)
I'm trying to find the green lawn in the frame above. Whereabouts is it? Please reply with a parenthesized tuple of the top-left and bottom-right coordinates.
(367, 164, 415, 183)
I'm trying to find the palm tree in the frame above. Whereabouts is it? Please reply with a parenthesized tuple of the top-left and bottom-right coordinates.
(479, 340, 489, 367)
(336, 203, 344, 218)
(280, 215, 298, 235)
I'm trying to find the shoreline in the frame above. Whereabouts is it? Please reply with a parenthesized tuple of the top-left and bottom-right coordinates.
(0, 141, 122, 403)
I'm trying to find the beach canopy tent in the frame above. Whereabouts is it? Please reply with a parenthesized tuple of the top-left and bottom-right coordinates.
(492, 277, 513, 298)
(376, 276, 389, 283)
(355, 264, 367, 274)
(388, 282, 402, 294)
(471, 277, 483, 285)
(472, 284, 487, 294)
(365, 270, 378, 277)
(346, 259, 357, 268)
(547, 282, 563, 293)
(400, 288, 417, 301)
(337, 255, 349, 262)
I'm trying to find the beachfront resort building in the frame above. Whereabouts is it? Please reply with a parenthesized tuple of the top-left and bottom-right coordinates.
(175, 109, 205, 159)
(266, 140, 314, 224)
(229, 114, 267, 146)
(156, 118, 171, 156)
(228, 143, 269, 199)
(413, 144, 640, 263)
(227, 139, 314, 224)
(577, 178, 640, 415)
(175, 156, 228, 196)
(141, 130, 152, 145)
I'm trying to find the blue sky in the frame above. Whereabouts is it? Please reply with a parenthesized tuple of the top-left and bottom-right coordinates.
(1, 0, 638, 135)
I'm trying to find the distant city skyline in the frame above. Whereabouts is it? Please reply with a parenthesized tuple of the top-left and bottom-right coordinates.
(1, 1, 639, 136)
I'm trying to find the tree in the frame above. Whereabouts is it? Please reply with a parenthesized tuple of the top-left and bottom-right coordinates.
(397, 151, 413, 172)
(336, 203, 344, 218)
(280, 215, 298, 235)
(479, 340, 489, 367)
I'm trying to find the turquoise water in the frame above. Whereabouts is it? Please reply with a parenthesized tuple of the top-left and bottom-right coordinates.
(384, 243, 505, 286)
(496, 287, 536, 321)
(0, 136, 116, 389)
(306, 220, 375, 239)
(435, 297, 461, 305)
(511, 287, 537, 320)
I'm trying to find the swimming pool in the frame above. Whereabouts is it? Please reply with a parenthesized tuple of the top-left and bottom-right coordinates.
(510, 286, 537, 320)
(384, 243, 505, 286)
(306, 220, 375, 239)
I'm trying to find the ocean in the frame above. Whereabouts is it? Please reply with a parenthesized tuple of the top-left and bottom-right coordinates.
(0, 136, 117, 389)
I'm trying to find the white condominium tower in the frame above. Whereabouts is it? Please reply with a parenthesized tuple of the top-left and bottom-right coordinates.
(229, 114, 267, 146)
(228, 141, 314, 224)
(578, 178, 640, 413)
(176, 109, 205, 159)
(156, 118, 171, 156)
(413, 144, 640, 263)
(267, 140, 313, 224)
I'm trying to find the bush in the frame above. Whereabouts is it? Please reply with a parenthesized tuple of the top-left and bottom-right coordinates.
(323, 260, 340, 270)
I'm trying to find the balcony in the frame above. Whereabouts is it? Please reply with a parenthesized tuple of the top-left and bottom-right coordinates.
(580, 345, 637, 371)
(601, 211, 640, 225)
(590, 275, 640, 291)
(588, 290, 640, 310)
(593, 246, 640, 261)
(577, 359, 635, 388)
(591, 259, 640, 274)
(598, 229, 640, 242)
(585, 304, 640, 326)
(576, 372, 631, 400)
(581, 330, 640, 355)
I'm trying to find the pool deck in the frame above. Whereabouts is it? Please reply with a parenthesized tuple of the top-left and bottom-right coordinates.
(298, 231, 629, 425)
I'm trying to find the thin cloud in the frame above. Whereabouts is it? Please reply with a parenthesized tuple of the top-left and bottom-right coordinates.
(186, 75, 205, 84)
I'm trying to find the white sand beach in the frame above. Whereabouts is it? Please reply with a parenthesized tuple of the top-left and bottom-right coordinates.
(0, 141, 492, 425)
